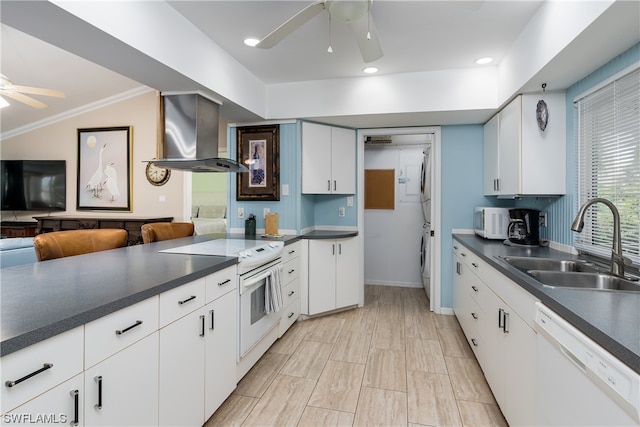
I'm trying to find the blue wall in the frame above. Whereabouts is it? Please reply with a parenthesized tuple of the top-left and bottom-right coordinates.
(439, 125, 486, 308)
(228, 120, 358, 233)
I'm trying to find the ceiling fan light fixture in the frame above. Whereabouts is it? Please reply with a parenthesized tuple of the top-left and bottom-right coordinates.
(244, 38, 260, 47)
(326, 0, 369, 23)
(475, 56, 493, 65)
(363, 66, 378, 74)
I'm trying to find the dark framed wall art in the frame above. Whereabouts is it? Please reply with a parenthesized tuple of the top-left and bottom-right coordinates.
(236, 125, 280, 201)
(77, 126, 132, 211)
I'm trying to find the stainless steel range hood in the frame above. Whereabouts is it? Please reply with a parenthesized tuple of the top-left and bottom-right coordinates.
(151, 93, 248, 173)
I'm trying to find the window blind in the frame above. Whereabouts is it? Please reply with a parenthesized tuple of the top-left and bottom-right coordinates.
(575, 67, 640, 265)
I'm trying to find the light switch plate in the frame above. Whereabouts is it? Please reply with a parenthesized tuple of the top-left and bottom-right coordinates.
(347, 196, 353, 207)
(282, 184, 289, 196)
(339, 207, 345, 217)
(238, 207, 245, 219)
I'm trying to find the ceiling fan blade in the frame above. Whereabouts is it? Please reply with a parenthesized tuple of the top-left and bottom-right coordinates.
(349, 15, 383, 63)
(2, 91, 48, 109)
(256, 0, 326, 49)
(12, 85, 65, 98)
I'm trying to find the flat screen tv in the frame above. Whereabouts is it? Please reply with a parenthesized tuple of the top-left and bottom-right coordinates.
(1, 160, 66, 211)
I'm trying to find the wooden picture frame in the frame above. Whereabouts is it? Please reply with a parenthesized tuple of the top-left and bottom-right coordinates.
(77, 126, 132, 211)
(236, 125, 280, 201)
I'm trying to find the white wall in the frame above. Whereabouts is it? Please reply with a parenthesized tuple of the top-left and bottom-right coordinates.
(1, 91, 187, 221)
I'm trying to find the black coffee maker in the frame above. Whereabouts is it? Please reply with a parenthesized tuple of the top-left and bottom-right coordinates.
(507, 209, 540, 246)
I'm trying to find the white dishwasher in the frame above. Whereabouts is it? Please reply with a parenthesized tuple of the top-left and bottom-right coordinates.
(535, 303, 640, 426)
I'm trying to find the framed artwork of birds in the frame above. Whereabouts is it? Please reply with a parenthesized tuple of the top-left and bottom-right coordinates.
(77, 126, 132, 211)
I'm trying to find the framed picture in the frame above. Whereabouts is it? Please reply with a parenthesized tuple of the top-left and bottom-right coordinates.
(236, 125, 280, 201)
(77, 126, 132, 211)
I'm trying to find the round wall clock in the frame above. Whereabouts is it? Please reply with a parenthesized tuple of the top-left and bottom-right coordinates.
(145, 162, 171, 186)
(536, 99, 549, 131)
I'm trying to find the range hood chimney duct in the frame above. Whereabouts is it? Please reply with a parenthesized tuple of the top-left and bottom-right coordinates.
(150, 93, 248, 173)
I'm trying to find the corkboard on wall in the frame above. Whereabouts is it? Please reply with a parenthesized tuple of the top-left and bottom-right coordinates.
(365, 169, 395, 209)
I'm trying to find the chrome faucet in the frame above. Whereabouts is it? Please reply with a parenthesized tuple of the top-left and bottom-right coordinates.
(571, 198, 627, 277)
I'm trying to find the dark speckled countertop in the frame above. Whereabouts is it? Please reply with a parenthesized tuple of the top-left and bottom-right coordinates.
(0, 233, 300, 357)
(454, 234, 640, 374)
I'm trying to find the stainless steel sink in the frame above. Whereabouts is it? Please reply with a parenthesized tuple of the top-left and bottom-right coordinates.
(501, 256, 599, 273)
(527, 271, 640, 292)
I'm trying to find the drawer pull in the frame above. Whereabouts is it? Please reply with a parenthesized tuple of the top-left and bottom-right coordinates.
(70, 389, 79, 426)
(471, 338, 478, 347)
(210, 309, 215, 331)
(288, 312, 295, 319)
(178, 295, 197, 305)
(94, 376, 103, 410)
(218, 279, 231, 287)
(471, 262, 478, 268)
(288, 290, 295, 297)
(115, 320, 143, 335)
(461, 252, 467, 257)
(471, 286, 479, 292)
(288, 269, 295, 274)
(288, 250, 296, 255)
(5, 363, 53, 388)
(471, 312, 478, 320)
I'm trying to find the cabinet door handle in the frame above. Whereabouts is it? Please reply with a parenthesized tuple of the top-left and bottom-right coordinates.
(288, 290, 295, 297)
(471, 286, 479, 292)
(503, 311, 509, 334)
(178, 295, 196, 305)
(200, 315, 206, 337)
(115, 320, 142, 336)
(332, 244, 335, 255)
(333, 180, 337, 191)
(94, 375, 103, 410)
(5, 363, 53, 388)
(339, 243, 342, 255)
(498, 308, 505, 329)
(218, 279, 231, 287)
(288, 312, 295, 319)
(210, 310, 215, 331)
(456, 261, 460, 275)
(327, 180, 331, 191)
(471, 312, 478, 320)
(496, 179, 501, 192)
(70, 389, 79, 426)
(471, 338, 478, 347)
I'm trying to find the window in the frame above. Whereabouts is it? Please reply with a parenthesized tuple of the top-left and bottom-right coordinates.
(575, 67, 640, 266)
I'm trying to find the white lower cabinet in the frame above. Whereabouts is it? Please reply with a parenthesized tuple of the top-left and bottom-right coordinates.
(307, 237, 358, 315)
(452, 242, 537, 427)
(84, 333, 159, 426)
(3, 373, 83, 426)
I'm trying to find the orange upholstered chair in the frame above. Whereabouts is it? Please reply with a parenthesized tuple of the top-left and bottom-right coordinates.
(33, 229, 128, 261)
(140, 222, 194, 244)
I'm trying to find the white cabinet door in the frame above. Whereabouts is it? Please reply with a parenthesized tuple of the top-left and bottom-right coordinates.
(308, 240, 337, 315)
(497, 96, 521, 196)
(84, 333, 159, 427)
(159, 311, 205, 427)
(483, 114, 499, 195)
(204, 291, 237, 420)
(335, 237, 358, 308)
(4, 374, 83, 427)
(331, 127, 356, 194)
(302, 122, 332, 194)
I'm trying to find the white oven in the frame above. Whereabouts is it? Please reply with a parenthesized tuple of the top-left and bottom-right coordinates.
(238, 258, 282, 358)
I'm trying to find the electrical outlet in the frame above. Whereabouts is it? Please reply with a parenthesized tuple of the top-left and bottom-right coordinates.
(263, 207, 270, 218)
(347, 196, 353, 207)
(339, 207, 345, 217)
(238, 207, 245, 219)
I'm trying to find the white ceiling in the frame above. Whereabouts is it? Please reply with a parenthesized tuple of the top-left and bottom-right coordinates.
(1, 1, 638, 136)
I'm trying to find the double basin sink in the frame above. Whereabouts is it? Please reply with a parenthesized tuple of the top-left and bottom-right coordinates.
(499, 256, 640, 293)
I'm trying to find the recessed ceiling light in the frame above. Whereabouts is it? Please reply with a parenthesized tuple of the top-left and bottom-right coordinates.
(244, 38, 259, 47)
(475, 57, 493, 65)
(363, 66, 378, 74)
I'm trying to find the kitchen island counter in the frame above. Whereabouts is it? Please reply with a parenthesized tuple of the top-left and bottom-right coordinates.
(453, 233, 640, 374)
(1, 234, 299, 357)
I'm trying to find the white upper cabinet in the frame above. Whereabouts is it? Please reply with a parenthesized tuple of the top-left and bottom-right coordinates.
(483, 93, 566, 197)
(302, 122, 356, 194)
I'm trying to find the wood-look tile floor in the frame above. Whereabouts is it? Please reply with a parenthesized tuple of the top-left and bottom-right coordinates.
(204, 285, 508, 427)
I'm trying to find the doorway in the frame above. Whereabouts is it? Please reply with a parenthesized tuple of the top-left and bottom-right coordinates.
(358, 127, 440, 312)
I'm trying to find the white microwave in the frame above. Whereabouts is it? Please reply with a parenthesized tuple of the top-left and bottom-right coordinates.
(474, 207, 510, 240)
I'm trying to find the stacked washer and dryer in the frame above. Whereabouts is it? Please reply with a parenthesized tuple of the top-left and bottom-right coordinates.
(420, 146, 432, 302)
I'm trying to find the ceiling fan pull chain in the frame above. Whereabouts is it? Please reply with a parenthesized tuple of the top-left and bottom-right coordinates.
(367, 0, 372, 40)
(327, 12, 333, 53)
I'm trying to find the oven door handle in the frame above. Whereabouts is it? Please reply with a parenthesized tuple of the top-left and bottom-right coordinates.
(242, 266, 281, 291)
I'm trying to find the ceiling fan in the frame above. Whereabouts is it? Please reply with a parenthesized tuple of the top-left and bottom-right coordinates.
(0, 74, 65, 109)
(255, 0, 383, 63)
